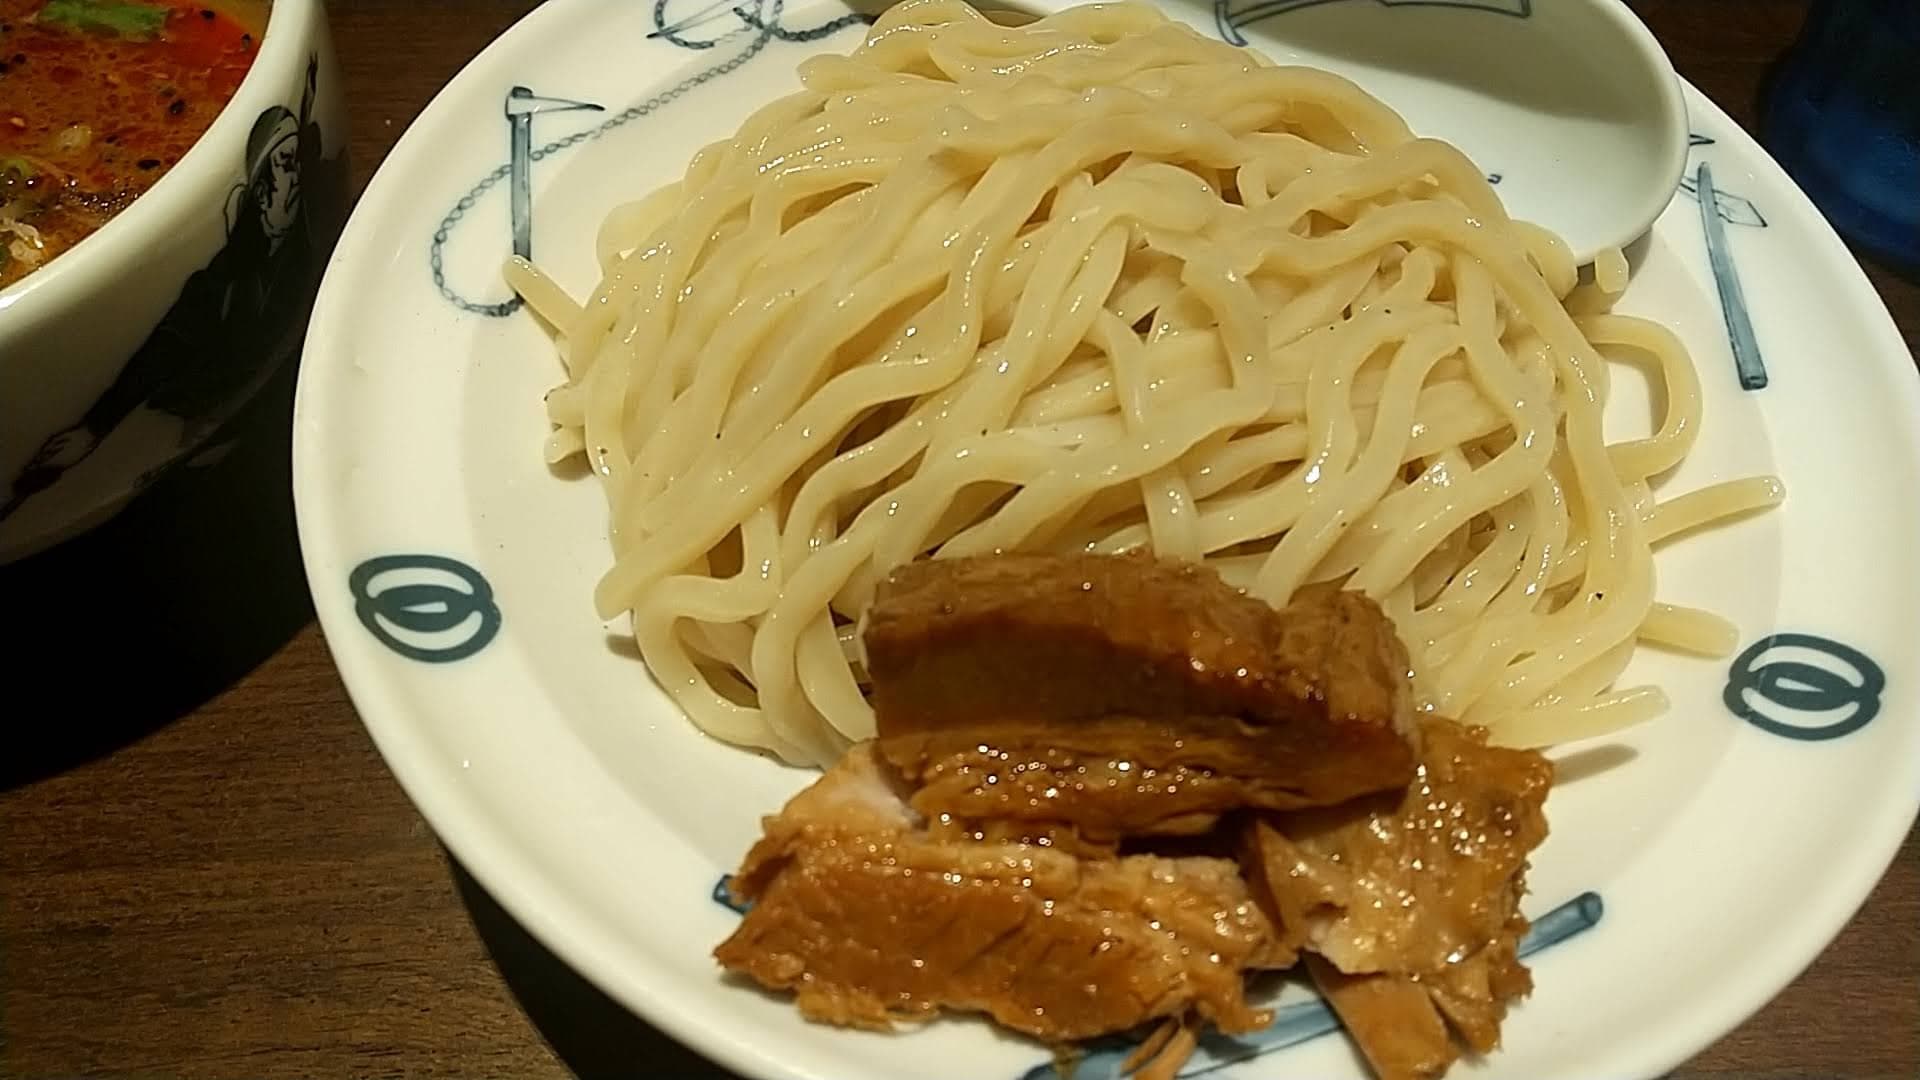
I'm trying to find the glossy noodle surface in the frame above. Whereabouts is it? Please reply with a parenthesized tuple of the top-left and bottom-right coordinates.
(511, 0, 1784, 765)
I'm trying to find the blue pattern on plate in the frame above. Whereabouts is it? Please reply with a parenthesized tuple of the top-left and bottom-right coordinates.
(1679, 172, 1768, 229)
(507, 88, 605, 268)
(348, 554, 502, 662)
(1678, 133, 1765, 228)
(1690, 163, 1768, 389)
(1215, 0, 1530, 48)
(650, 0, 867, 48)
(1725, 634, 1886, 741)
(429, 0, 872, 318)
(713, 874, 752, 913)
(709, 871, 1600, 1077)
(1679, 132, 1769, 389)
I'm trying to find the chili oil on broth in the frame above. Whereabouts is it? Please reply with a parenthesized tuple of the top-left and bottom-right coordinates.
(0, 0, 267, 289)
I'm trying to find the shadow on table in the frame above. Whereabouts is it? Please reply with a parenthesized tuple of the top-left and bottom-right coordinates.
(451, 858, 746, 1079)
(0, 358, 313, 792)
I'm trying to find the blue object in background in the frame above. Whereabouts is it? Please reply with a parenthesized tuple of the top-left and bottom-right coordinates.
(1765, 0, 1920, 272)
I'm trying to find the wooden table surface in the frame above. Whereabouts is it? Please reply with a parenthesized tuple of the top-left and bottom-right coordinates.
(3, 1, 1916, 1077)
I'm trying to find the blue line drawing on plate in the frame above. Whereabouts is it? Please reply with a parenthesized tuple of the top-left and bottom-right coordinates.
(1690, 162, 1768, 389)
(348, 554, 502, 663)
(708, 871, 1599, 1076)
(429, 0, 872, 318)
(713, 874, 751, 913)
(1724, 633, 1885, 741)
(1486, 172, 1503, 185)
(1215, 0, 1530, 48)
(1679, 174, 1768, 228)
(650, 0, 868, 48)
(428, 90, 604, 319)
(1016, 891, 1601, 1079)
(508, 88, 605, 266)
(1689, 132, 1716, 147)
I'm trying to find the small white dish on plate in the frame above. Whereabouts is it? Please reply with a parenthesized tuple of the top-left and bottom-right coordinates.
(293, 2, 1920, 1079)
(1216, 0, 1690, 265)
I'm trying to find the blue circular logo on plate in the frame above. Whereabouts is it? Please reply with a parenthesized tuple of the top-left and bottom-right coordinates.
(1723, 633, 1884, 741)
(348, 554, 502, 663)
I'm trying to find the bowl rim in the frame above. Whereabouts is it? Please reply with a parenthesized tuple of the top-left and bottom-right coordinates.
(1591, 0, 1692, 264)
(0, 0, 322, 315)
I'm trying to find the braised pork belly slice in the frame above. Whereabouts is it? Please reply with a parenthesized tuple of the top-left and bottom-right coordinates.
(715, 743, 1299, 1041)
(1241, 718, 1552, 1080)
(863, 553, 1420, 840)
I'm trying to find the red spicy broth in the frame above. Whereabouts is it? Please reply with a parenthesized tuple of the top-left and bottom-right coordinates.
(0, 0, 267, 289)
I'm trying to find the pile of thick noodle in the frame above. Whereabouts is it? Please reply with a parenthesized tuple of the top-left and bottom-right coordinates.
(510, 0, 1783, 766)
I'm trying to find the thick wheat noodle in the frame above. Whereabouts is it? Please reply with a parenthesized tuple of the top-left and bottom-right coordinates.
(509, 0, 1783, 764)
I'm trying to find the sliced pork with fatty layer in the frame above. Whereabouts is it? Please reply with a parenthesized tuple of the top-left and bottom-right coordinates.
(716, 743, 1299, 1041)
(864, 553, 1421, 840)
(1242, 717, 1552, 1079)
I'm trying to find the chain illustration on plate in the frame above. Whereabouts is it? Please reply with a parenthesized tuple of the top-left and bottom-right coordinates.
(429, 0, 871, 317)
(348, 554, 502, 663)
(1724, 633, 1886, 741)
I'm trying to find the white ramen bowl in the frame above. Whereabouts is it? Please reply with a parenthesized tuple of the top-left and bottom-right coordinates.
(0, 0, 350, 563)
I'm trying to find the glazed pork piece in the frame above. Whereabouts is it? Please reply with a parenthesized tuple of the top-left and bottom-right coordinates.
(715, 743, 1299, 1040)
(863, 553, 1421, 840)
(1242, 718, 1553, 1080)
(717, 553, 1554, 1080)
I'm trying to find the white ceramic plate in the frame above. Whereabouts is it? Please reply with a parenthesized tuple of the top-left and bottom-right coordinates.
(293, 2, 1920, 1077)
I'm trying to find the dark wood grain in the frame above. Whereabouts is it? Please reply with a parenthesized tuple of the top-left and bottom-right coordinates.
(2, 2, 1915, 1078)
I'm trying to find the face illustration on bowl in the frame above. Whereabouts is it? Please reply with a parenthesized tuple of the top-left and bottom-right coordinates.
(0, 2, 351, 562)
